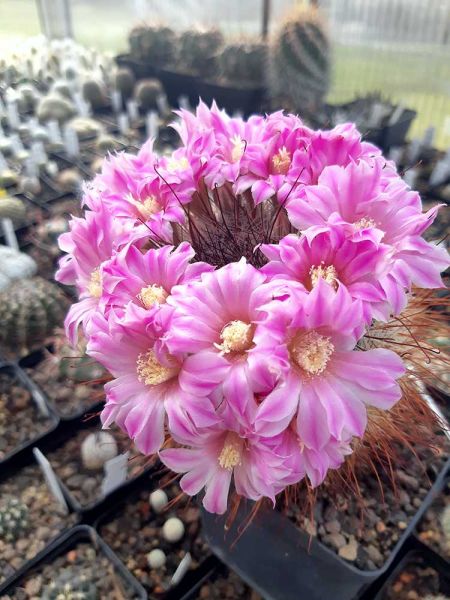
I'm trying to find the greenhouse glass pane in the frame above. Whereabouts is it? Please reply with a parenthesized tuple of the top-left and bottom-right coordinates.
(0, 0, 41, 53)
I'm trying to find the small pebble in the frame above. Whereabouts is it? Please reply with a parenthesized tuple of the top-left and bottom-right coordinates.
(162, 517, 185, 543)
(146, 548, 166, 569)
(149, 489, 169, 514)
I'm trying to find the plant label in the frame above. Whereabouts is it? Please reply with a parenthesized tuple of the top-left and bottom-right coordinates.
(1, 218, 19, 251)
(127, 99, 139, 122)
(407, 139, 422, 164)
(101, 451, 129, 496)
(111, 89, 121, 113)
(31, 387, 50, 417)
(388, 104, 404, 126)
(63, 126, 79, 158)
(118, 113, 129, 136)
(156, 93, 168, 115)
(388, 146, 403, 164)
(429, 160, 450, 187)
(403, 168, 418, 189)
(178, 95, 190, 111)
(422, 126, 435, 148)
(33, 448, 69, 514)
(170, 552, 192, 587)
(7, 101, 20, 130)
(146, 111, 158, 141)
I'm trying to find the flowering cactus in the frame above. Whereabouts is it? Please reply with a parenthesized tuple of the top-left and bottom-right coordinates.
(56, 102, 449, 514)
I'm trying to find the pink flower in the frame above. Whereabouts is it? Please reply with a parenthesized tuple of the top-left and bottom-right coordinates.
(285, 161, 449, 317)
(261, 226, 391, 322)
(160, 406, 290, 514)
(86, 303, 226, 455)
(100, 242, 212, 316)
(55, 205, 135, 345)
(165, 259, 281, 423)
(254, 280, 405, 450)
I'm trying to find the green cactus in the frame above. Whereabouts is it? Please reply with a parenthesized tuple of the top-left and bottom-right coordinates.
(219, 41, 267, 85)
(268, 5, 330, 116)
(0, 498, 29, 542)
(42, 569, 97, 600)
(114, 67, 135, 100)
(135, 78, 164, 111)
(82, 79, 109, 111)
(0, 169, 19, 188)
(130, 25, 177, 67)
(37, 94, 76, 124)
(0, 277, 69, 357)
(0, 192, 26, 226)
(179, 28, 224, 78)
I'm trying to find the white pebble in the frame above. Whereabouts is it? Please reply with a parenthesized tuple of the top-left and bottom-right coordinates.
(149, 489, 168, 514)
(146, 548, 166, 569)
(162, 517, 185, 543)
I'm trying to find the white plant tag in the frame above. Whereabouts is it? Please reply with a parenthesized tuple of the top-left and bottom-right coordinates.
(422, 126, 435, 148)
(1, 218, 19, 251)
(388, 146, 403, 165)
(31, 387, 50, 417)
(111, 89, 121, 113)
(118, 113, 129, 136)
(156, 93, 168, 115)
(429, 160, 450, 187)
(178, 95, 190, 111)
(63, 126, 79, 158)
(7, 101, 20, 130)
(388, 104, 404, 126)
(407, 139, 421, 164)
(170, 553, 192, 587)
(403, 168, 417, 189)
(146, 111, 158, 141)
(0, 152, 7, 171)
(127, 99, 139, 122)
(47, 120, 62, 144)
(33, 448, 69, 514)
(101, 451, 129, 496)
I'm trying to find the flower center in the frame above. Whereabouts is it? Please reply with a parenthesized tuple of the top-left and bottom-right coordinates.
(136, 349, 178, 386)
(309, 264, 338, 289)
(272, 146, 291, 175)
(218, 320, 253, 354)
(167, 156, 189, 172)
(218, 432, 242, 471)
(230, 135, 245, 162)
(137, 195, 162, 220)
(138, 284, 168, 309)
(354, 217, 376, 230)
(87, 268, 102, 298)
(290, 330, 334, 376)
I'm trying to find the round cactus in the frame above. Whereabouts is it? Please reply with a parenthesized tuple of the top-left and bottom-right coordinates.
(0, 276, 69, 357)
(0, 193, 26, 226)
(37, 94, 76, 124)
(219, 40, 267, 85)
(135, 78, 164, 111)
(128, 25, 147, 61)
(179, 28, 223, 77)
(114, 67, 135, 100)
(268, 5, 331, 116)
(81, 431, 118, 470)
(82, 79, 109, 111)
(136, 25, 177, 66)
(0, 246, 37, 281)
(0, 498, 29, 543)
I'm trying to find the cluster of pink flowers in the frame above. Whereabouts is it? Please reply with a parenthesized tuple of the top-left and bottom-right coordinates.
(57, 102, 449, 514)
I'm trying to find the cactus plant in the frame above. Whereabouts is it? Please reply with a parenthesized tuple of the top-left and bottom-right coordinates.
(37, 94, 76, 124)
(0, 498, 29, 542)
(114, 67, 135, 100)
(96, 134, 121, 154)
(81, 431, 118, 470)
(42, 569, 97, 600)
(179, 28, 224, 78)
(135, 78, 164, 111)
(0, 245, 37, 281)
(67, 117, 103, 140)
(130, 25, 177, 67)
(0, 169, 19, 188)
(0, 192, 26, 226)
(0, 276, 68, 356)
(57, 169, 82, 193)
(268, 5, 330, 116)
(82, 79, 109, 111)
(219, 40, 267, 85)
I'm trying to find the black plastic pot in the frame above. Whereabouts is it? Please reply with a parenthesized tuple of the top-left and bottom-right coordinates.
(197, 81, 265, 117)
(372, 542, 450, 600)
(116, 53, 158, 79)
(202, 457, 450, 600)
(0, 362, 59, 472)
(95, 477, 218, 599)
(156, 68, 202, 108)
(0, 524, 147, 598)
(18, 347, 105, 421)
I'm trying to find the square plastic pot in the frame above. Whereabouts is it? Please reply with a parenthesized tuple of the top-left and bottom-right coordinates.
(0, 524, 147, 598)
(202, 457, 450, 600)
(197, 81, 265, 117)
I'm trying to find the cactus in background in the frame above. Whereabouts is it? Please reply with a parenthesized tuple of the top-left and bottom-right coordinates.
(219, 41, 267, 86)
(128, 25, 147, 61)
(42, 569, 97, 600)
(135, 78, 164, 111)
(0, 169, 19, 188)
(0, 277, 68, 357)
(134, 25, 177, 67)
(0, 498, 29, 542)
(82, 79, 109, 111)
(0, 192, 26, 226)
(114, 67, 135, 100)
(0, 246, 37, 283)
(179, 28, 224, 78)
(268, 5, 330, 116)
(37, 94, 76, 124)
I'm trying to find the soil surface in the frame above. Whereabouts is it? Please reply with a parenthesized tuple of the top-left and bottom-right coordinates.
(381, 555, 450, 600)
(195, 569, 262, 600)
(417, 480, 450, 561)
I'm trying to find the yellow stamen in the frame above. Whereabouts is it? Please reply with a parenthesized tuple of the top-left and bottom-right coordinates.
(354, 217, 376, 230)
(138, 284, 168, 309)
(218, 432, 242, 470)
(309, 264, 338, 289)
(272, 146, 291, 175)
(167, 156, 189, 172)
(137, 195, 162, 220)
(230, 135, 245, 163)
(218, 320, 253, 354)
(290, 330, 334, 376)
(136, 349, 178, 386)
(87, 268, 102, 298)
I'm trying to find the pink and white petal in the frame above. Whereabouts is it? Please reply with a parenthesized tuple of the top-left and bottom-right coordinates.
(203, 468, 232, 515)
(179, 350, 229, 396)
(255, 372, 301, 437)
(297, 381, 331, 451)
(160, 447, 207, 473)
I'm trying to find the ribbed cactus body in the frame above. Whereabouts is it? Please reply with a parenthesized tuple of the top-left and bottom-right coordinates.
(219, 41, 267, 85)
(135, 78, 164, 110)
(0, 498, 29, 542)
(82, 79, 108, 110)
(179, 29, 223, 78)
(0, 195, 26, 226)
(269, 6, 330, 114)
(129, 25, 177, 66)
(0, 277, 68, 356)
